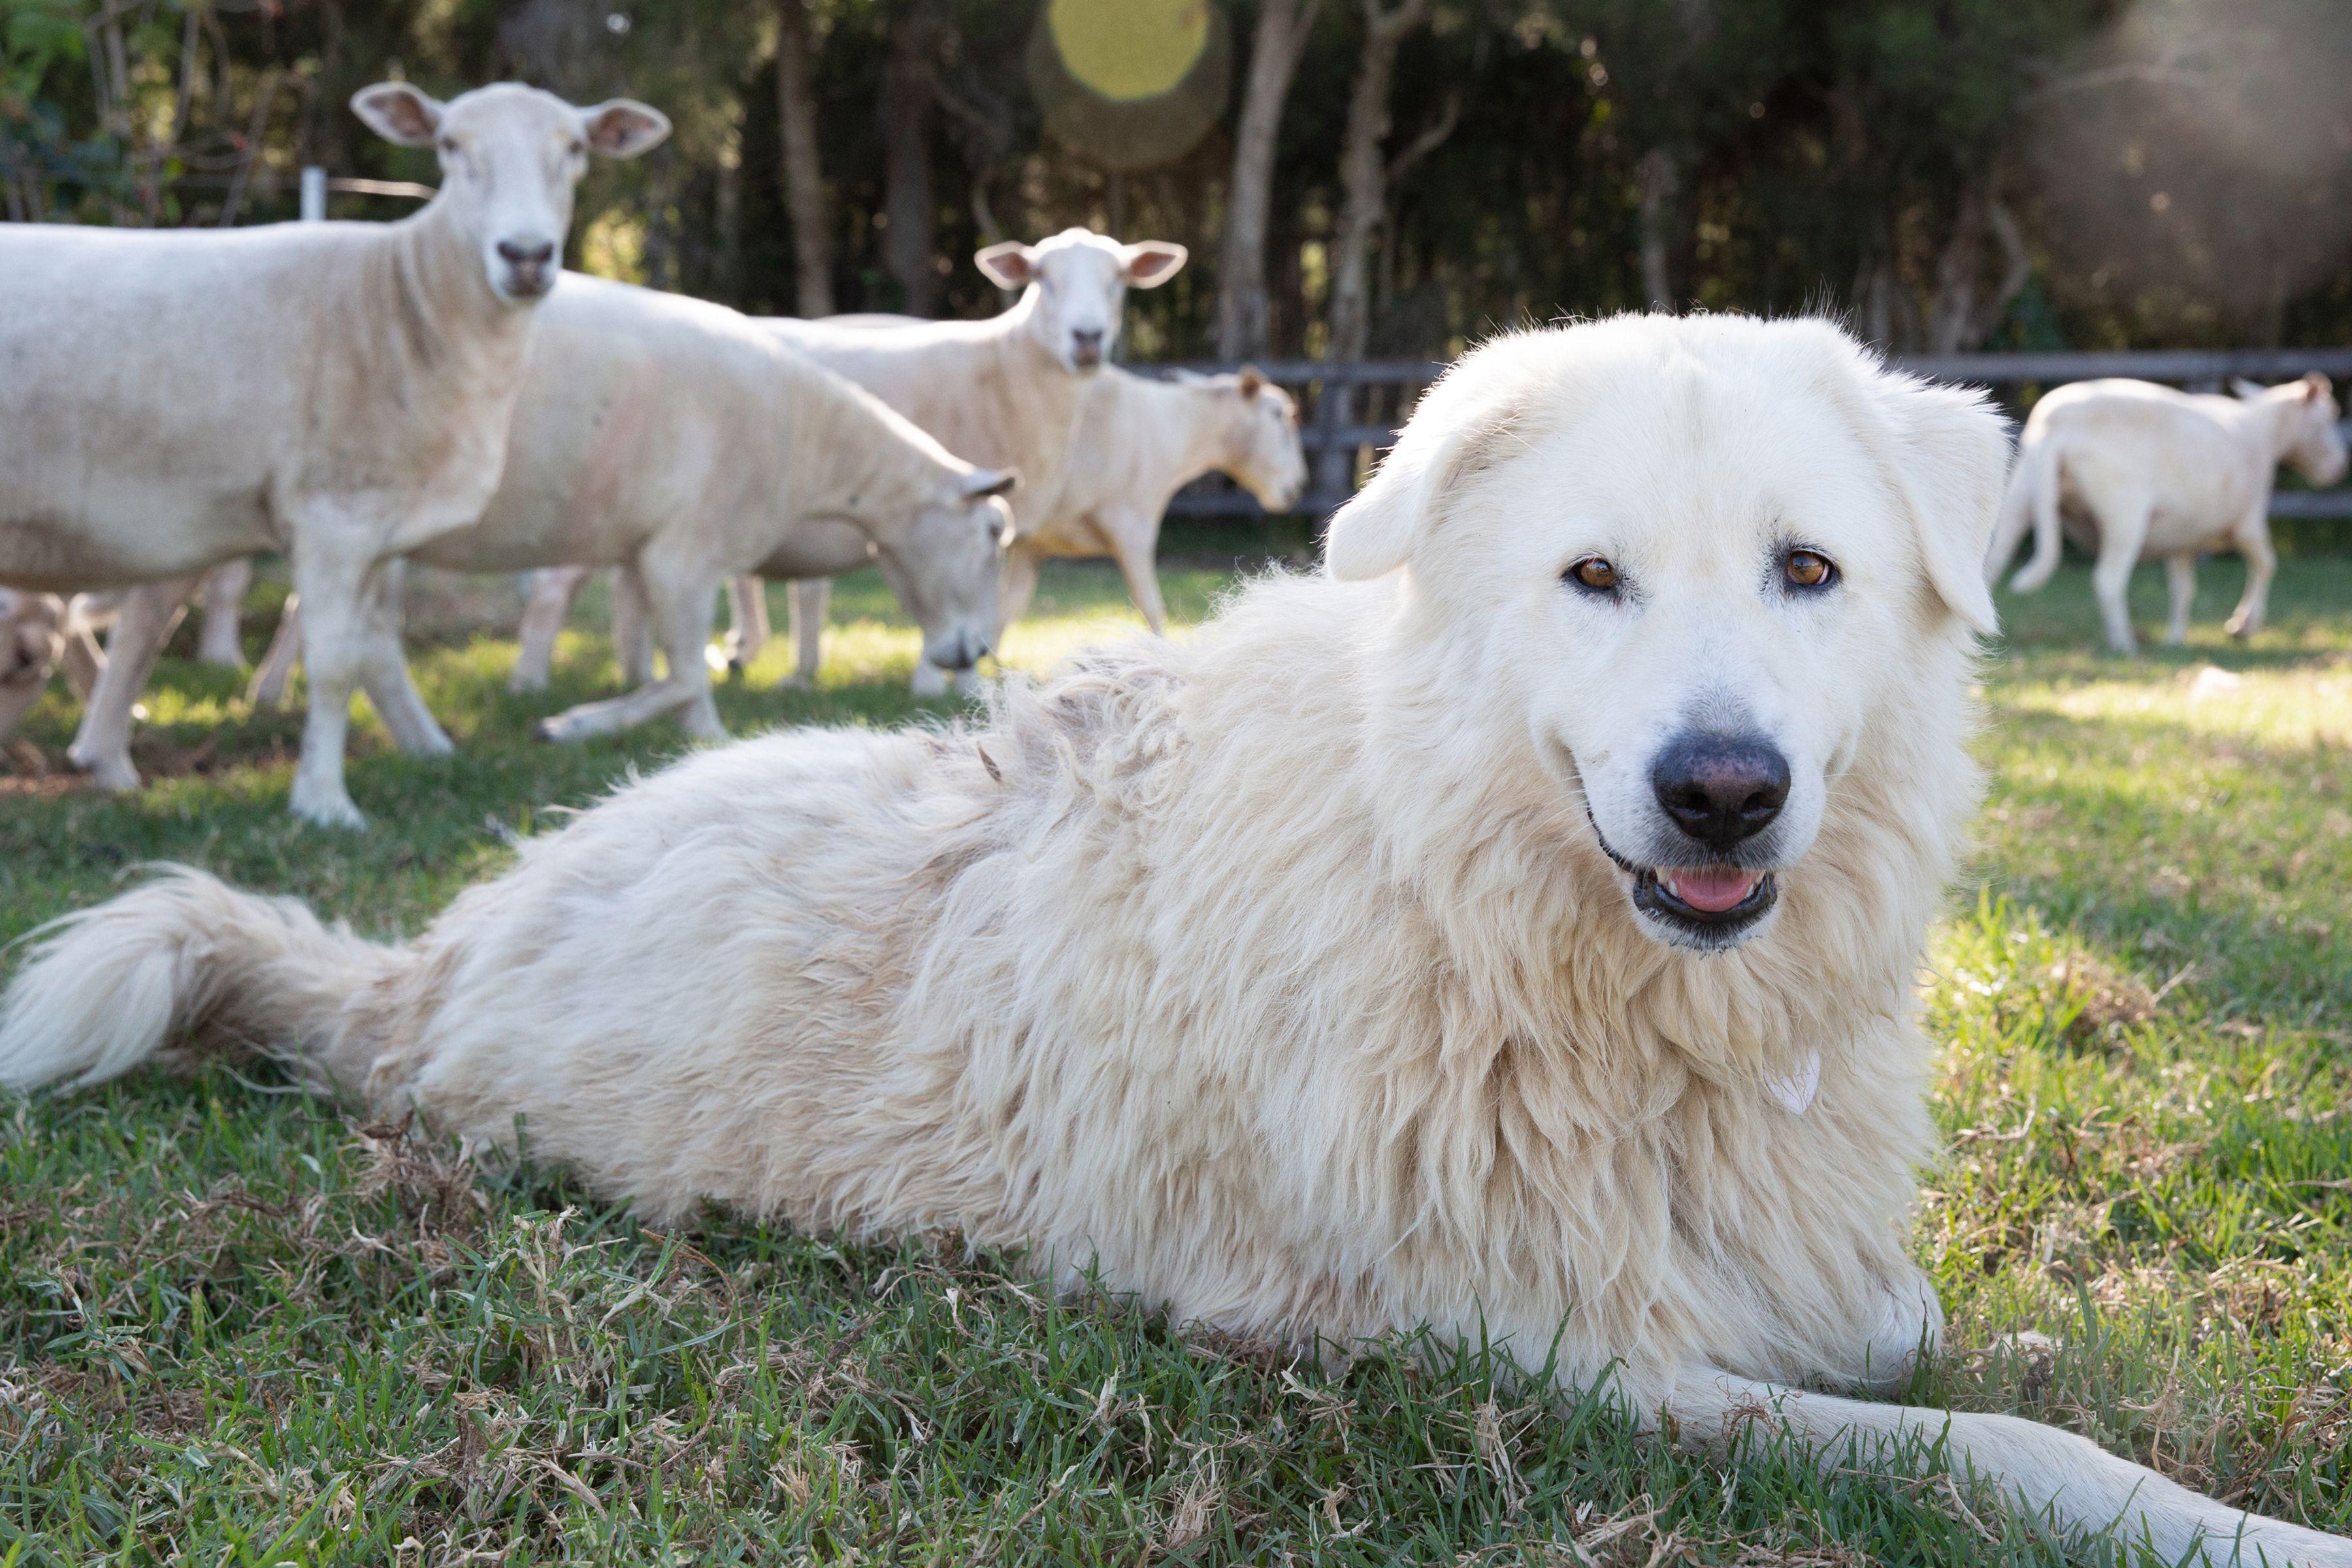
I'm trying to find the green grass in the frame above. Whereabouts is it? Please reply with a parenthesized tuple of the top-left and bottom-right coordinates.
(3, 555, 2349, 1564)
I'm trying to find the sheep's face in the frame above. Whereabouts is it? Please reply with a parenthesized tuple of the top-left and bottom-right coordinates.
(351, 82, 670, 304)
(881, 471, 1017, 676)
(1228, 372, 1309, 512)
(975, 229, 1187, 374)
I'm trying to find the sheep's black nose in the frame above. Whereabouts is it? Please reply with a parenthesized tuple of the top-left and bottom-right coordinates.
(1650, 732, 1789, 850)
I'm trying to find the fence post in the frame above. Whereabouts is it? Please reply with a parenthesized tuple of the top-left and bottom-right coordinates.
(299, 165, 326, 223)
(1309, 370, 1355, 520)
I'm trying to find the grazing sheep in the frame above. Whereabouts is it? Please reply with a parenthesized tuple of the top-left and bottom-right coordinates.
(7, 314, 2344, 1561)
(1985, 374, 2347, 653)
(745, 365, 1309, 685)
(525, 365, 1306, 691)
(248, 275, 1013, 741)
(764, 229, 1186, 693)
(0, 81, 669, 825)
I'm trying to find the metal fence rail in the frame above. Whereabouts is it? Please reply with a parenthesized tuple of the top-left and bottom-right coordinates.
(1162, 348, 2352, 521)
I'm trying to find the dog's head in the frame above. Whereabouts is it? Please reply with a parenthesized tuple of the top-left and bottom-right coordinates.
(1326, 316, 2009, 953)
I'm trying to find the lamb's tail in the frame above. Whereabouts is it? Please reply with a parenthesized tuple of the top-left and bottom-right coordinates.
(1987, 427, 2066, 595)
(0, 866, 404, 1096)
(1666, 1368, 2352, 1565)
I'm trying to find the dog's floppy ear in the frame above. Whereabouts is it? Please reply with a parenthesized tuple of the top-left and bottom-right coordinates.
(1325, 378, 1517, 581)
(1872, 373, 2010, 636)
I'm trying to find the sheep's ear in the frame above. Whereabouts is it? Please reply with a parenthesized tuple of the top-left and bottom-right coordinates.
(975, 242, 1037, 289)
(579, 99, 671, 159)
(1875, 374, 2010, 636)
(1119, 241, 1188, 287)
(962, 466, 1019, 500)
(2302, 371, 2334, 401)
(1238, 366, 1267, 399)
(351, 82, 444, 148)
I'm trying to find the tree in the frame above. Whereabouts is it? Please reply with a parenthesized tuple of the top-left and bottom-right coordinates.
(1325, 0, 1455, 361)
(879, 1, 946, 316)
(775, 0, 836, 316)
(1217, 0, 1322, 359)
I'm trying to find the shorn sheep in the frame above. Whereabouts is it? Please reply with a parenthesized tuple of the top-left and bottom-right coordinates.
(762, 228, 1186, 693)
(752, 364, 1311, 686)
(1985, 373, 2347, 653)
(0, 81, 668, 825)
(1, 314, 2344, 1563)
(233, 274, 1015, 743)
(515, 363, 1306, 692)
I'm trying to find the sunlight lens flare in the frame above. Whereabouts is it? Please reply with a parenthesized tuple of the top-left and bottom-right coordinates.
(1047, 0, 1210, 102)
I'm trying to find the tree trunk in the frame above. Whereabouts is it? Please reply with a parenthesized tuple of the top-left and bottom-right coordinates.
(1637, 146, 1679, 312)
(1927, 182, 2033, 353)
(776, 0, 835, 318)
(881, 5, 941, 316)
(1217, 0, 1322, 361)
(1326, 0, 1435, 363)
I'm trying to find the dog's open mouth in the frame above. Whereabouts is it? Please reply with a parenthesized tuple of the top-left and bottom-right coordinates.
(1631, 864, 1778, 941)
(1583, 804, 1781, 949)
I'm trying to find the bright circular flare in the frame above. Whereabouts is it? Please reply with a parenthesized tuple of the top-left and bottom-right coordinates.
(1048, 0, 1209, 102)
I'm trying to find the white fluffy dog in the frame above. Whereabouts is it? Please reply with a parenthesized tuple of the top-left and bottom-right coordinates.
(1, 316, 2343, 1563)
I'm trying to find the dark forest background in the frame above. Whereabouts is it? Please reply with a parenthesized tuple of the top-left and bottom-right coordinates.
(7, 0, 2352, 365)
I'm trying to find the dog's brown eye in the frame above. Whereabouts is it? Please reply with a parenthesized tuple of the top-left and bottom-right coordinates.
(1568, 557, 1619, 593)
(1784, 549, 1835, 590)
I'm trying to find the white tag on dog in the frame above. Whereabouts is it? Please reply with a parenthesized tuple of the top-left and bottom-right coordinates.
(1764, 1051, 1821, 1115)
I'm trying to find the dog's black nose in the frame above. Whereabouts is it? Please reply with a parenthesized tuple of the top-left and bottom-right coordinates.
(1651, 732, 1789, 850)
(498, 239, 557, 267)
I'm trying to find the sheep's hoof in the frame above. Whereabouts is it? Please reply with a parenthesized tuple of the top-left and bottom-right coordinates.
(67, 748, 142, 793)
(289, 786, 367, 831)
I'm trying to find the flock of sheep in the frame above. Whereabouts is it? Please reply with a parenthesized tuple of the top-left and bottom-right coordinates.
(0, 80, 1305, 827)
(3, 78, 2342, 830)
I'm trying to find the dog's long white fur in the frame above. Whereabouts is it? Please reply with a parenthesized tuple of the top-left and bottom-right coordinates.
(1, 316, 2342, 1564)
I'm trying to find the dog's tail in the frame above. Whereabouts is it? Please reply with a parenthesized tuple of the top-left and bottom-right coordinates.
(0, 866, 405, 1096)
(1987, 427, 2066, 595)
(1666, 1368, 2352, 1565)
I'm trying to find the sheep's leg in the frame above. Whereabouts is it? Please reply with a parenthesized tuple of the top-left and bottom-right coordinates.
(724, 576, 771, 672)
(786, 578, 830, 688)
(0, 664, 48, 743)
(353, 559, 453, 757)
(0, 598, 62, 742)
(60, 602, 105, 701)
(67, 577, 195, 792)
(1100, 507, 1169, 634)
(248, 596, 302, 709)
(287, 546, 380, 829)
(537, 556, 723, 744)
(2164, 555, 2198, 645)
(197, 559, 253, 667)
(2087, 498, 2151, 656)
(610, 566, 657, 686)
(512, 566, 592, 694)
(2224, 505, 2276, 639)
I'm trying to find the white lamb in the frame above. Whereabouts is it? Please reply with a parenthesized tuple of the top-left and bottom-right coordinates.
(1985, 374, 2347, 653)
(0, 81, 668, 823)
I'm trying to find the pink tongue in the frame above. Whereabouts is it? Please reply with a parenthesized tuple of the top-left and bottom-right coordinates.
(1664, 868, 1762, 913)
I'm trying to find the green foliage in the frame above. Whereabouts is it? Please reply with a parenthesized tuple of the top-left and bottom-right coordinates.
(3, 556, 2351, 1560)
(7, 0, 2348, 353)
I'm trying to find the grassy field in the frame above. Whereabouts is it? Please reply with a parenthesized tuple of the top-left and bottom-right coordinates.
(2, 553, 2349, 1564)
